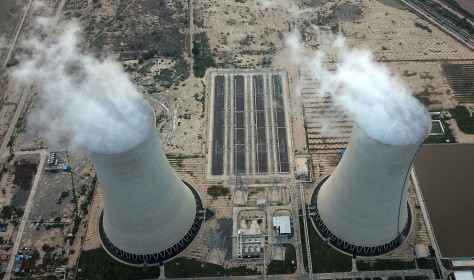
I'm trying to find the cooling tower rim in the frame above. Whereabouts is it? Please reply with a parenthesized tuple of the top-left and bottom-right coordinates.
(98, 179, 205, 265)
(311, 175, 413, 256)
(87, 101, 156, 156)
(353, 116, 431, 148)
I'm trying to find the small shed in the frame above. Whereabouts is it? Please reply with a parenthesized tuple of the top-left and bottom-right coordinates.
(61, 164, 70, 172)
(415, 244, 429, 259)
(451, 259, 474, 269)
(15, 255, 24, 264)
(452, 271, 474, 280)
(295, 157, 309, 178)
(273, 216, 291, 235)
(57, 248, 64, 256)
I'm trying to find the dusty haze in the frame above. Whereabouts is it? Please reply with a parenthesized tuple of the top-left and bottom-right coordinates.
(287, 30, 431, 146)
(10, 18, 151, 154)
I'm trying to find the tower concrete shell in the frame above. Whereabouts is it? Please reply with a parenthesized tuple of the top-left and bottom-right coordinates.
(316, 124, 429, 251)
(89, 106, 197, 257)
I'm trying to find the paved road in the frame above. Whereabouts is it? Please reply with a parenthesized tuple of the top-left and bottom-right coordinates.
(0, 0, 33, 68)
(0, 0, 69, 160)
(290, 182, 306, 274)
(411, 169, 447, 278)
(159, 265, 166, 279)
(14, 149, 48, 156)
(0, 0, 35, 161)
(313, 269, 435, 279)
(4, 150, 48, 280)
(0, 84, 33, 160)
(55, 0, 68, 19)
(298, 181, 313, 278)
(188, 0, 195, 76)
(157, 268, 435, 280)
(1, 0, 68, 277)
(397, 0, 474, 51)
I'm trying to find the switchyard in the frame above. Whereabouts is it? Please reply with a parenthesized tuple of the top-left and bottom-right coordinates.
(207, 69, 293, 178)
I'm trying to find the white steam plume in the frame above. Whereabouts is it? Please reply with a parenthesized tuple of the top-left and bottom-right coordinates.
(258, 0, 287, 8)
(10, 19, 150, 154)
(257, 0, 314, 18)
(287, 30, 431, 146)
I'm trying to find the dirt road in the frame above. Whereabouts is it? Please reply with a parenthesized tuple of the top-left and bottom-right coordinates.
(0, 0, 33, 68)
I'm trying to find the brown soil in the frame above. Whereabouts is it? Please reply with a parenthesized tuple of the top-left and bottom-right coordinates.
(13, 160, 38, 189)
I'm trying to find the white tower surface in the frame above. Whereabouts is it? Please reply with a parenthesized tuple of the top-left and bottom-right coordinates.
(90, 106, 197, 256)
(316, 124, 429, 248)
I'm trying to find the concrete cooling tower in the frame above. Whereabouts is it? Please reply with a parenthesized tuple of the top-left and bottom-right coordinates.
(90, 104, 203, 266)
(312, 123, 430, 256)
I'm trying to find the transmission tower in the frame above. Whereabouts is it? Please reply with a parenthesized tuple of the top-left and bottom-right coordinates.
(233, 172, 248, 205)
(268, 176, 281, 203)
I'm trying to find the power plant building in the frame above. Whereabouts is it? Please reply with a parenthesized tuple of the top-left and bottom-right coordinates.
(90, 105, 203, 265)
(312, 123, 430, 256)
(273, 216, 291, 235)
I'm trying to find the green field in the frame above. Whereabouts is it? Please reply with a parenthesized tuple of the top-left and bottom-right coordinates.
(165, 257, 259, 278)
(267, 244, 297, 275)
(356, 259, 416, 271)
(450, 106, 474, 134)
(76, 248, 160, 280)
(299, 215, 352, 273)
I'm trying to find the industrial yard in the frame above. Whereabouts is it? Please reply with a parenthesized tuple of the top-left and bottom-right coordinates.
(0, 0, 472, 279)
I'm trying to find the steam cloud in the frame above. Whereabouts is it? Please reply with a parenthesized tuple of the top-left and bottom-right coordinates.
(10, 19, 151, 154)
(257, 0, 314, 18)
(287, 31, 431, 146)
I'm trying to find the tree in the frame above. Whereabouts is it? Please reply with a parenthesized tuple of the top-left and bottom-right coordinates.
(1, 205, 13, 218)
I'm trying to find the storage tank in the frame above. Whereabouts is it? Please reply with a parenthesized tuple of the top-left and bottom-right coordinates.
(90, 103, 199, 264)
(314, 121, 430, 255)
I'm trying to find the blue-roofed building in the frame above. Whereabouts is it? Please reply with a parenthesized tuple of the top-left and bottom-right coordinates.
(15, 255, 24, 264)
(62, 164, 70, 172)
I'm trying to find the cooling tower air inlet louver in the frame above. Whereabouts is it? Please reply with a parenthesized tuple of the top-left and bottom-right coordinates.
(310, 123, 430, 256)
(90, 104, 203, 266)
